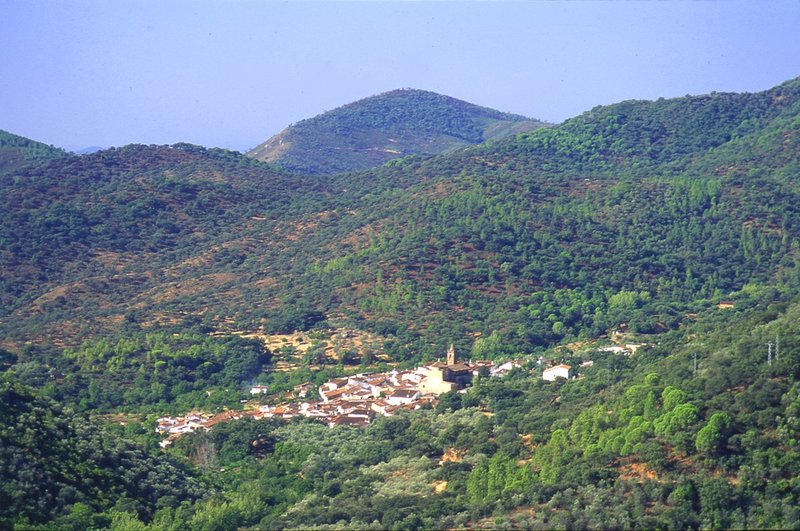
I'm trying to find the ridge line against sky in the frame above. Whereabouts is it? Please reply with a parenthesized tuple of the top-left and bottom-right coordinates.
(2, 0, 800, 152)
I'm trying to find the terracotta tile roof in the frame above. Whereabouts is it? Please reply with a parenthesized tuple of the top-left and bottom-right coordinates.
(328, 415, 370, 427)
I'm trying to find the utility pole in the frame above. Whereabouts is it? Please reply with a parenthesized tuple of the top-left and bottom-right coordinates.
(767, 341, 773, 367)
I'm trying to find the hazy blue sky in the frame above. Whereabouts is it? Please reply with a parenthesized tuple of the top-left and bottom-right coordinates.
(2, 0, 800, 152)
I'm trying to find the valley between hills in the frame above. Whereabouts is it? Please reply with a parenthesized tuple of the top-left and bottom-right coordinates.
(2, 80, 800, 529)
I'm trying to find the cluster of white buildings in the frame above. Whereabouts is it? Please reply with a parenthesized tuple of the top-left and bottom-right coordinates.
(259, 356, 523, 428)
(154, 339, 641, 447)
(155, 354, 524, 445)
(156, 412, 211, 436)
(155, 409, 251, 447)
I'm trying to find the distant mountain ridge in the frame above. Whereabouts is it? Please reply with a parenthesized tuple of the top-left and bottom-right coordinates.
(73, 146, 105, 155)
(6, 80, 800, 531)
(2, 78, 800, 352)
(246, 88, 548, 175)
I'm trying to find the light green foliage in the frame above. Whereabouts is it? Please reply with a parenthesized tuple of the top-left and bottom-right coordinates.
(621, 416, 654, 455)
(54, 332, 269, 411)
(569, 404, 613, 450)
(466, 458, 490, 502)
(608, 289, 649, 309)
(643, 391, 659, 420)
(654, 403, 699, 436)
(108, 511, 150, 531)
(369, 456, 435, 498)
(471, 330, 507, 359)
(189, 499, 243, 531)
(622, 384, 652, 418)
(662, 386, 688, 412)
(695, 412, 733, 454)
(467, 452, 530, 502)
(534, 429, 575, 484)
(654, 403, 700, 454)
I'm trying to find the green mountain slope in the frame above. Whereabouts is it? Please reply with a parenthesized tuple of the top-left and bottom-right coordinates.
(262, 77, 800, 355)
(0, 143, 332, 349)
(11, 284, 794, 530)
(0, 129, 68, 173)
(2, 78, 800, 361)
(0, 377, 207, 527)
(2, 79, 800, 530)
(246, 88, 547, 175)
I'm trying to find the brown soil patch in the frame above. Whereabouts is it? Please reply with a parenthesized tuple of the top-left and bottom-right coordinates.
(471, 506, 539, 529)
(168, 252, 215, 273)
(26, 279, 120, 313)
(338, 220, 383, 248)
(92, 250, 132, 271)
(249, 332, 314, 353)
(440, 448, 465, 464)
(30, 285, 71, 307)
(388, 468, 409, 481)
(140, 312, 184, 328)
(278, 211, 333, 242)
(141, 272, 238, 304)
(234, 328, 387, 366)
(520, 434, 537, 451)
(618, 460, 659, 482)
(101, 314, 126, 326)
(565, 340, 593, 352)
(253, 277, 277, 289)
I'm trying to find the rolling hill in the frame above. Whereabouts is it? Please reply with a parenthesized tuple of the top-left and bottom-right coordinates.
(2, 78, 800, 360)
(2, 78, 800, 530)
(246, 88, 548, 175)
(0, 129, 68, 173)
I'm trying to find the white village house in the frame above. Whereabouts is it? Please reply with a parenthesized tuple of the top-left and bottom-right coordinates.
(542, 364, 572, 381)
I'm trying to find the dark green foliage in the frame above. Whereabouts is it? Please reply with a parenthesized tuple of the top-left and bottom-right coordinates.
(264, 300, 327, 334)
(0, 348, 16, 371)
(0, 142, 330, 344)
(3, 78, 800, 529)
(173, 417, 281, 469)
(4, 79, 800, 362)
(8, 332, 270, 412)
(0, 377, 207, 528)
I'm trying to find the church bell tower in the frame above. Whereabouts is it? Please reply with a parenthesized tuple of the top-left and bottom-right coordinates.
(447, 343, 456, 365)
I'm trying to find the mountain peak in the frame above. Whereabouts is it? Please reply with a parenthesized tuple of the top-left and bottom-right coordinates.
(246, 89, 548, 175)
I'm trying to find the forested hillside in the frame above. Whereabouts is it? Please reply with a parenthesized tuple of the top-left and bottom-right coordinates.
(3, 78, 800, 359)
(0, 128, 68, 172)
(3, 281, 799, 529)
(0, 143, 332, 349)
(246, 89, 547, 175)
(0, 377, 208, 529)
(1, 77, 800, 529)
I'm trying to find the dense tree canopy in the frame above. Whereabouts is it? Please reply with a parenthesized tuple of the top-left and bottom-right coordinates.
(2, 78, 800, 529)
